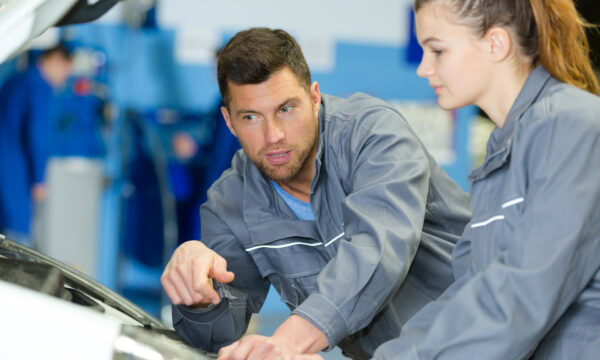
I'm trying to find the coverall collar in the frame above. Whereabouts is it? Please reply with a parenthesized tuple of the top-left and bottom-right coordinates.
(310, 100, 326, 191)
(469, 65, 552, 182)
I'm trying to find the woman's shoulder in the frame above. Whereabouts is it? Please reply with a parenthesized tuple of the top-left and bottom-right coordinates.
(524, 81, 600, 132)
(512, 82, 600, 175)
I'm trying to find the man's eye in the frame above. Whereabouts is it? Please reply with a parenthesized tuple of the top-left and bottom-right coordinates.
(243, 114, 258, 121)
(281, 106, 291, 113)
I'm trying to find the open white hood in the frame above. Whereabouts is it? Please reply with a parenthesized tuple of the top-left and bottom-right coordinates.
(0, 0, 118, 62)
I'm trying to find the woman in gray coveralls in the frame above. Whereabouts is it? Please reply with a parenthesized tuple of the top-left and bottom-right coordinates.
(369, 0, 600, 359)
(292, 0, 600, 359)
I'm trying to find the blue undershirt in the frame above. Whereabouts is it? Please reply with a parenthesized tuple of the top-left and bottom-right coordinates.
(270, 180, 315, 221)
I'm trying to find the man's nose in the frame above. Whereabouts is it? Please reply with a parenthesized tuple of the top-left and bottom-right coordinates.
(265, 119, 285, 144)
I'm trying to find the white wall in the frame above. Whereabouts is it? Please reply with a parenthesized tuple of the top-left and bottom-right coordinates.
(159, 0, 414, 68)
(158, 0, 413, 45)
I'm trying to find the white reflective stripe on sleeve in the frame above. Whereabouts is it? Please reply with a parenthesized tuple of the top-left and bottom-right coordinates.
(502, 197, 524, 208)
(246, 241, 322, 252)
(470, 215, 505, 228)
(245, 232, 345, 252)
(324, 232, 345, 247)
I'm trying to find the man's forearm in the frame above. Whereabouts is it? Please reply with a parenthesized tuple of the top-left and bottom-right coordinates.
(272, 314, 329, 354)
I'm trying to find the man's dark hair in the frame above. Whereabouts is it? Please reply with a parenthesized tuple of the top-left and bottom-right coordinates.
(40, 44, 73, 61)
(217, 27, 312, 108)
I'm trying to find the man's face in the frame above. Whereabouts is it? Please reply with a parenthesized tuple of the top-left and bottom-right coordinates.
(221, 67, 321, 184)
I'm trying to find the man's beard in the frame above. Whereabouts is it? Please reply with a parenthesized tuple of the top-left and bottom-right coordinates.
(255, 142, 313, 183)
(248, 123, 318, 184)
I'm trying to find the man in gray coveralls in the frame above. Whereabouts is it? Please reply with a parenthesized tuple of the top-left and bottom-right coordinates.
(161, 27, 471, 360)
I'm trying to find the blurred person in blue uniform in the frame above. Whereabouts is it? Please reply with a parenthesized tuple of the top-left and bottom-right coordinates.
(0, 45, 73, 244)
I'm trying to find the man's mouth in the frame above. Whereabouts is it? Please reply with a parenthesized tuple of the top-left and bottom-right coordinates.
(265, 151, 291, 165)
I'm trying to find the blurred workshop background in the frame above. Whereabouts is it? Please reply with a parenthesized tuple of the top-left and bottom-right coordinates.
(0, 1, 597, 358)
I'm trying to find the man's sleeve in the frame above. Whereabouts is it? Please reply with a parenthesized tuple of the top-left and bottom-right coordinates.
(173, 206, 270, 353)
(373, 115, 600, 359)
(293, 107, 434, 348)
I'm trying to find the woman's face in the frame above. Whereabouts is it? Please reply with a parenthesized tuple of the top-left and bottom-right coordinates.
(415, 3, 493, 110)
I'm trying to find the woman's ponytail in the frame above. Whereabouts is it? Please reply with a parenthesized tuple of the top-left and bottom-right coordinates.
(530, 0, 600, 95)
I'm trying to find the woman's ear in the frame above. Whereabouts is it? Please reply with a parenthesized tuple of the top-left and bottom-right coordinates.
(485, 27, 512, 63)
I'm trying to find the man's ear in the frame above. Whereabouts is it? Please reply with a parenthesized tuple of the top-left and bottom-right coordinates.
(221, 106, 237, 137)
(310, 81, 321, 116)
(485, 27, 512, 63)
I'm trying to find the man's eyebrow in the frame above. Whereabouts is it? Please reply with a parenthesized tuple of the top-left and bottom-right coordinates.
(277, 97, 299, 110)
(236, 108, 260, 116)
(235, 97, 300, 116)
(421, 36, 442, 46)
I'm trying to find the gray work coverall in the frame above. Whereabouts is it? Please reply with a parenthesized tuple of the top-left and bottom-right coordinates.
(374, 67, 600, 359)
(173, 93, 471, 358)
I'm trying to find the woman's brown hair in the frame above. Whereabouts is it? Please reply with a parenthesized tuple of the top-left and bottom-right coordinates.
(530, 0, 599, 95)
